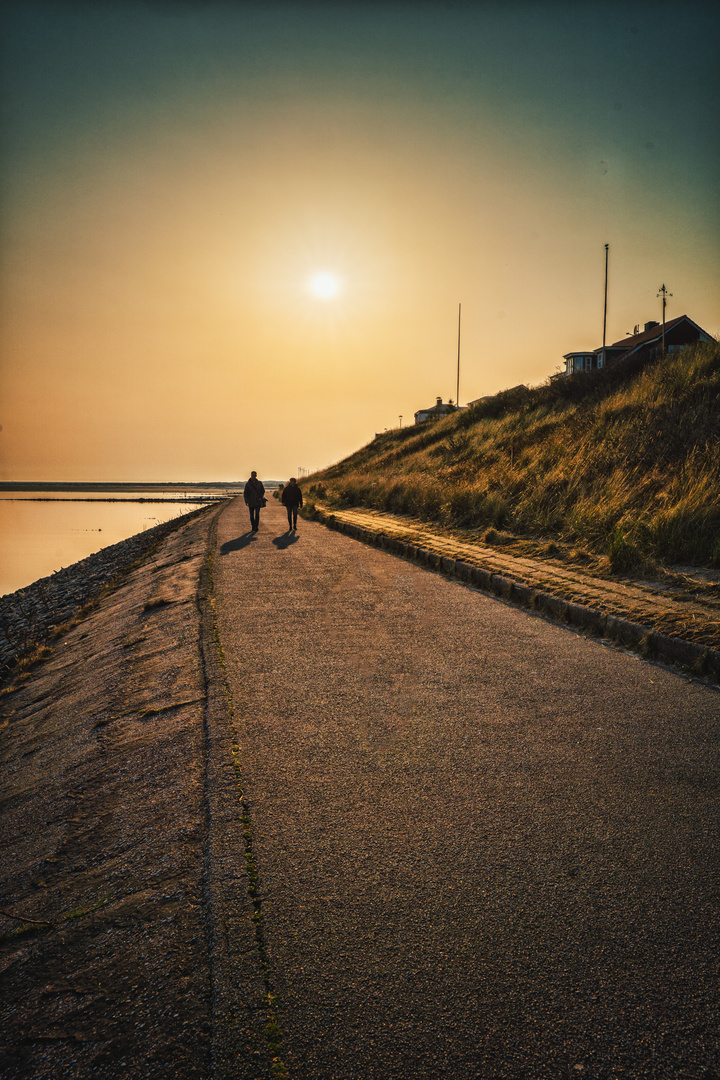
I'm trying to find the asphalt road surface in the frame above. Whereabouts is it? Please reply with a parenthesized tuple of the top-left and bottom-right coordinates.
(213, 497, 720, 1080)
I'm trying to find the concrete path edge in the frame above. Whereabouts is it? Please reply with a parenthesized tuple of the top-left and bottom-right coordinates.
(314, 508, 720, 684)
(196, 506, 287, 1080)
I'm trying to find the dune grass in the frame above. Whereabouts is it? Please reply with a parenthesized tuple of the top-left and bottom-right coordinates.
(305, 341, 720, 574)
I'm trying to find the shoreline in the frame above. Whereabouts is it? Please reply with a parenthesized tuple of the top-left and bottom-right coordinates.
(1, 497, 224, 503)
(0, 482, 281, 493)
(0, 503, 219, 676)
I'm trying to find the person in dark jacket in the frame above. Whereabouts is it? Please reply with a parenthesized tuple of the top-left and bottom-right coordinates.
(243, 471, 265, 532)
(281, 477, 303, 531)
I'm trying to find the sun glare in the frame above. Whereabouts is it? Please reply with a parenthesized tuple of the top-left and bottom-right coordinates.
(309, 271, 341, 300)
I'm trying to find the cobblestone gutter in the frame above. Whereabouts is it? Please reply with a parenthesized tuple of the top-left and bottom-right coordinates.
(314, 507, 720, 684)
(0, 504, 218, 674)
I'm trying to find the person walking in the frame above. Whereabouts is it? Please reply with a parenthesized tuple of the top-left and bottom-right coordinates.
(243, 470, 266, 532)
(281, 477, 303, 531)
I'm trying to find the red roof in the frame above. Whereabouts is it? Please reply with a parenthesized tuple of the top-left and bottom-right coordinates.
(608, 315, 690, 350)
(560, 314, 712, 377)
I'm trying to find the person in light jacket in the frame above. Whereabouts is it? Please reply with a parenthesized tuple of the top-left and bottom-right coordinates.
(281, 477, 303, 531)
(243, 471, 265, 532)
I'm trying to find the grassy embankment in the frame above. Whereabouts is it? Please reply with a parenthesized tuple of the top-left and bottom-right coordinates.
(303, 340, 720, 576)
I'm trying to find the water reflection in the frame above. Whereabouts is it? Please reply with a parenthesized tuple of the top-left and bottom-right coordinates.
(0, 492, 225, 596)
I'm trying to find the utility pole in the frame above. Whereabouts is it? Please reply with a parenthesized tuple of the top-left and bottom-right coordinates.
(602, 244, 609, 351)
(657, 283, 672, 355)
(456, 302, 462, 408)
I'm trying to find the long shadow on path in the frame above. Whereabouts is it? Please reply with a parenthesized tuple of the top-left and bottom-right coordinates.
(220, 532, 257, 555)
(272, 531, 299, 550)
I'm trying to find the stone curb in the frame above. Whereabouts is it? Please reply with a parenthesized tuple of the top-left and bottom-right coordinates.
(316, 510, 720, 684)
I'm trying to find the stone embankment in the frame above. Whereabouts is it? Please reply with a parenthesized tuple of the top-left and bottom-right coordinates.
(0, 505, 217, 674)
(0, 502, 246, 1079)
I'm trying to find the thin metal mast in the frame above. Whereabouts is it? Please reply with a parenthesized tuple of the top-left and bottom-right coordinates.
(602, 244, 609, 350)
(456, 302, 461, 407)
(657, 283, 672, 355)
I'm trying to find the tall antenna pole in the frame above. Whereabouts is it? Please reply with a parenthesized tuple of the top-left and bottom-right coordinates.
(456, 302, 461, 407)
(602, 244, 609, 350)
(657, 283, 672, 355)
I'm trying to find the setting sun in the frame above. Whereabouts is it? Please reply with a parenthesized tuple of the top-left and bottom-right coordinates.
(0, 2, 717, 485)
(309, 271, 341, 300)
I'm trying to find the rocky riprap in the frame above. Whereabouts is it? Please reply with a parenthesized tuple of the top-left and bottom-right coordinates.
(0, 504, 216, 675)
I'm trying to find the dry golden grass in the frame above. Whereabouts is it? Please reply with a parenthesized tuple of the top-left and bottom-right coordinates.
(306, 341, 720, 573)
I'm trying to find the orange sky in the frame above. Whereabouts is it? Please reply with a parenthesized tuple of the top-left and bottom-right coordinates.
(1, 1, 718, 481)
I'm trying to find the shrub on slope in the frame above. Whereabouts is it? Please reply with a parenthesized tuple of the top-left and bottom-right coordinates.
(308, 341, 720, 571)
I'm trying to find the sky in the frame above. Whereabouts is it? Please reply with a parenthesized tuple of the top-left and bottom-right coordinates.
(1, 0, 718, 482)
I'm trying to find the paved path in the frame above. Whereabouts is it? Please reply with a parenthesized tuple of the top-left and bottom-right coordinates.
(213, 497, 720, 1079)
(319, 506, 720, 650)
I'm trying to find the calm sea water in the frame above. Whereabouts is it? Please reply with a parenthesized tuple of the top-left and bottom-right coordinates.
(0, 492, 224, 597)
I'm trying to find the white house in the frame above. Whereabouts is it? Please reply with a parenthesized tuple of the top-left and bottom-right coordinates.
(414, 397, 457, 424)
